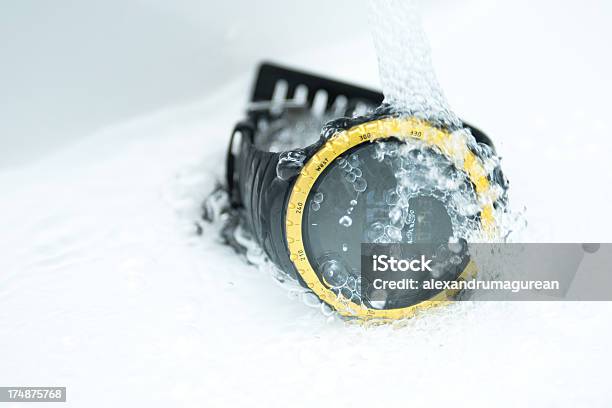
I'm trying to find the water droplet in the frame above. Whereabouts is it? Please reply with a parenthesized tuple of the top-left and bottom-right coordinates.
(310, 202, 320, 211)
(313, 192, 324, 203)
(342, 243, 348, 252)
(276, 150, 307, 180)
(350, 199, 357, 206)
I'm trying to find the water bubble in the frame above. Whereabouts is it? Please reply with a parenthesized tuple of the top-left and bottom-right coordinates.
(368, 289, 388, 309)
(339, 215, 353, 227)
(385, 190, 399, 205)
(430, 263, 445, 279)
(450, 255, 462, 265)
(353, 178, 367, 192)
(367, 222, 385, 241)
(345, 172, 357, 183)
(321, 259, 349, 287)
(448, 240, 463, 254)
(310, 202, 320, 211)
(342, 243, 348, 252)
(350, 199, 358, 206)
(347, 276, 356, 291)
(385, 226, 403, 241)
(389, 206, 403, 225)
(313, 192, 324, 203)
(340, 287, 353, 300)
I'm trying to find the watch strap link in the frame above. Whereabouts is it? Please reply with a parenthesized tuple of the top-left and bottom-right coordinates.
(251, 62, 383, 108)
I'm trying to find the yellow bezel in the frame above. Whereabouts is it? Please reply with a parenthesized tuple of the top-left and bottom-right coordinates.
(285, 117, 495, 320)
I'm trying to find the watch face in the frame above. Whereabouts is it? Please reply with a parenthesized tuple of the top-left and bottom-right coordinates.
(286, 117, 500, 318)
(302, 138, 475, 309)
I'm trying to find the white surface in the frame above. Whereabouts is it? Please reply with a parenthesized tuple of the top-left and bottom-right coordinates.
(0, 0, 371, 166)
(1, 0, 612, 407)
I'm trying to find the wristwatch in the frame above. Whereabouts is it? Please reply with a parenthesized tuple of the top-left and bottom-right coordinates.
(226, 62, 506, 320)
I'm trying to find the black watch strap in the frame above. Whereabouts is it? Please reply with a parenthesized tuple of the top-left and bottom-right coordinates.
(226, 63, 383, 275)
(226, 62, 384, 207)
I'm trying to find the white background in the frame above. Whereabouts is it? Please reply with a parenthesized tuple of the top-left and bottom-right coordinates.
(1, 1, 611, 407)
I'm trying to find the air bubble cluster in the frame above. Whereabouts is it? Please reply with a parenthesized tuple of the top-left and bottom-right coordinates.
(320, 258, 362, 304)
(311, 192, 324, 212)
(360, 137, 504, 244)
(338, 155, 369, 194)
